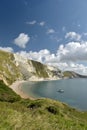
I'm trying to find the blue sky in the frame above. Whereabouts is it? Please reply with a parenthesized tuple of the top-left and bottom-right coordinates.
(0, 0, 87, 74)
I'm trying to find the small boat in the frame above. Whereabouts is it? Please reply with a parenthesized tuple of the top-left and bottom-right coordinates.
(57, 89, 64, 93)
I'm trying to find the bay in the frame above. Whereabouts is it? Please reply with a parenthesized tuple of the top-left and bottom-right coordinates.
(21, 78, 87, 111)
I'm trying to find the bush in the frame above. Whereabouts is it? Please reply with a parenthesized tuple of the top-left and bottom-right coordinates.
(27, 102, 42, 109)
(46, 105, 59, 115)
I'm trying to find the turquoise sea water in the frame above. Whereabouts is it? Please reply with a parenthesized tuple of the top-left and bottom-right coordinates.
(21, 78, 87, 111)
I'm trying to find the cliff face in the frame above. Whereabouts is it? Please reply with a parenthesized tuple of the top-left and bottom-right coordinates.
(0, 51, 22, 85)
(14, 53, 63, 81)
(0, 50, 62, 85)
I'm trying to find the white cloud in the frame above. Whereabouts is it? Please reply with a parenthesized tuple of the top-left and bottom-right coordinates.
(26, 20, 36, 25)
(14, 33, 30, 48)
(39, 21, 45, 26)
(47, 29, 55, 34)
(65, 32, 81, 41)
(57, 42, 87, 62)
(0, 47, 13, 52)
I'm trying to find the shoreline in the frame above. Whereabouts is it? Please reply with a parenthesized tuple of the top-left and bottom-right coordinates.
(9, 78, 61, 100)
(9, 80, 35, 100)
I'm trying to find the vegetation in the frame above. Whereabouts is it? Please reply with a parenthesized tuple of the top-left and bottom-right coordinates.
(0, 80, 87, 130)
(0, 80, 20, 102)
(63, 71, 74, 78)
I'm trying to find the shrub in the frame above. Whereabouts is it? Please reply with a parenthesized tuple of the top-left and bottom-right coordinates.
(46, 105, 59, 115)
(27, 102, 42, 109)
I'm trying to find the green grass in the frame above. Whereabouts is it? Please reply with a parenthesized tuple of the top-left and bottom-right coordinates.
(0, 80, 21, 102)
(0, 99, 87, 130)
(0, 80, 87, 130)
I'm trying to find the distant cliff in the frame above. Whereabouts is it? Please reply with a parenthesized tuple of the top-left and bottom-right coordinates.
(63, 71, 87, 78)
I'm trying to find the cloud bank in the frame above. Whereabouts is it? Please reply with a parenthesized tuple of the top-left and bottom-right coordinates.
(57, 42, 87, 62)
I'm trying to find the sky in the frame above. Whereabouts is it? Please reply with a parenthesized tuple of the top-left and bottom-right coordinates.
(1, 0, 87, 75)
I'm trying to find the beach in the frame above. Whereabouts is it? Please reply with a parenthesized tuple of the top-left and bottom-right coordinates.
(9, 80, 34, 99)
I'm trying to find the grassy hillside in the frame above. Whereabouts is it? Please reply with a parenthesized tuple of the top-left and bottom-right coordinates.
(0, 98, 87, 130)
(0, 80, 20, 102)
(0, 80, 87, 130)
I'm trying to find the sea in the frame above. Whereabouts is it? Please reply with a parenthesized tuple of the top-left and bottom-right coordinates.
(21, 78, 87, 111)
